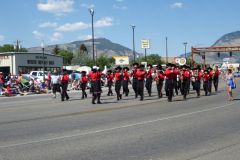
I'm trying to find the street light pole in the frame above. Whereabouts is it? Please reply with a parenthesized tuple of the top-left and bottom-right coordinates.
(183, 42, 187, 59)
(166, 37, 168, 63)
(89, 8, 95, 65)
(131, 25, 136, 62)
(41, 41, 45, 83)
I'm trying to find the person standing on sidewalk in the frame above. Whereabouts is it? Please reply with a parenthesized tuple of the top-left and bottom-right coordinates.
(60, 69, 69, 101)
(224, 69, 235, 101)
(0, 72, 5, 95)
(51, 72, 61, 98)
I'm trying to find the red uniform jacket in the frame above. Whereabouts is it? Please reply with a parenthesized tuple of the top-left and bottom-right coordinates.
(136, 70, 146, 80)
(131, 68, 138, 78)
(81, 76, 88, 83)
(106, 73, 114, 82)
(183, 70, 191, 79)
(203, 73, 209, 81)
(214, 70, 220, 77)
(164, 68, 175, 79)
(146, 68, 154, 79)
(89, 72, 98, 82)
(155, 71, 165, 81)
(123, 71, 130, 81)
(115, 72, 122, 81)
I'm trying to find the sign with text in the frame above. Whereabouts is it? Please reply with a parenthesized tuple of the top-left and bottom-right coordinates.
(141, 39, 150, 49)
(113, 56, 129, 65)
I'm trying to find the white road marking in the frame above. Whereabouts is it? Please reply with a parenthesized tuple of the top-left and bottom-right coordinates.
(0, 101, 238, 149)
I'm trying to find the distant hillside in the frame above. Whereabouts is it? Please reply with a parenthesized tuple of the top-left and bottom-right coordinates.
(28, 38, 139, 59)
(179, 31, 240, 64)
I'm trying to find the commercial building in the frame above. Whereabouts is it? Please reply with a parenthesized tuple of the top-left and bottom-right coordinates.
(0, 52, 63, 75)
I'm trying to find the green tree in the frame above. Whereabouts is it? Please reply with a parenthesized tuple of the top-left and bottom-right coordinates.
(52, 45, 60, 55)
(137, 54, 162, 65)
(71, 44, 89, 65)
(58, 50, 74, 65)
(0, 44, 27, 52)
(0, 44, 15, 52)
(79, 44, 88, 57)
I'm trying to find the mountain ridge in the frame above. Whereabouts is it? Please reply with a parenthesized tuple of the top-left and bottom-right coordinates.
(28, 38, 139, 59)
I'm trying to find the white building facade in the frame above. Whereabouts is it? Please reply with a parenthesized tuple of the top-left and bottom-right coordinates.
(0, 52, 63, 75)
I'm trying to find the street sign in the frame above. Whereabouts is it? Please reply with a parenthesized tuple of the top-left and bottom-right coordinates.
(141, 39, 150, 49)
(113, 56, 129, 65)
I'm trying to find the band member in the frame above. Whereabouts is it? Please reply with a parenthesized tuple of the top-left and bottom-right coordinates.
(192, 67, 202, 97)
(123, 67, 130, 96)
(97, 68, 103, 102)
(203, 70, 210, 96)
(208, 67, 213, 95)
(213, 66, 220, 92)
(173, 65, 180, 96)
(131, 63, 139, 97)
(136, 65, 147, 101)
(155, 65, 165, 98)
(145, 64, 154, 97)
(114, 66, 123, 100)
(164, 63, 175, 102)
(106, 70, 114, 96)
(89, 67, 102, 104)
(60, 69, 69, 101)
(182, 65, 191, 100)
(80, 71, 88, 99)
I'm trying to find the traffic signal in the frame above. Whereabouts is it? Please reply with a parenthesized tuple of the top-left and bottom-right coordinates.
(229, 52, 232, 57)
(217, 52, 220, 57)
(202, 54, 205, 60)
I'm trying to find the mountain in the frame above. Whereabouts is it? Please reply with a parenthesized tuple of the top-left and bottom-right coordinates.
(28, 38, 139, 59)
(213, 31, 240, 46)
(179, 31, 240, 64)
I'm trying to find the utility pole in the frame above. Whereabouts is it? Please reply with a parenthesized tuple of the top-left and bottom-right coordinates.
(14, 40, 22, 52)
(131, 25, 136, 62)
(166, 37, 168, 63)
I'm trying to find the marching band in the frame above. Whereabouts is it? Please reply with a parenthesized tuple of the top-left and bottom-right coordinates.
(64, 63, 221, 104)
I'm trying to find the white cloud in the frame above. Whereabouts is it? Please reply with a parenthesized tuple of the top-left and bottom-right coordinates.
(39, 22, 58, 28)
(80, 3, 95, 9)
(95, 17, 113, 27)
(32, 30, 45, 39)
(77, 35, 95, 40)
(37, 0, 74, 16)
(50, 32, 62, 41)
(113, 4, 127, 10)
(0, 35, 4, 42)
(56, 22, 89, 32)
(171, 2, 183, 9)
(116, 0, 124, 2)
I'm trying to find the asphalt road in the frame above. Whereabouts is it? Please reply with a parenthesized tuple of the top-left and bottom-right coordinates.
(0, 80, 239, 160)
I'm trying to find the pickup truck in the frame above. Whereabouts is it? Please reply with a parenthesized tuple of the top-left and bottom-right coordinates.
(29, 71, 49, 81)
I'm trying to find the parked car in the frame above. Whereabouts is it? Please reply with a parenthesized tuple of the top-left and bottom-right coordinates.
(233, 71, 240, 77)
(29, 71, 48, 81)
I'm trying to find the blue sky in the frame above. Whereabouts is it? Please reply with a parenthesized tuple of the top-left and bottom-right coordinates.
(0, 0, 240, 56)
